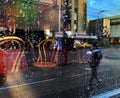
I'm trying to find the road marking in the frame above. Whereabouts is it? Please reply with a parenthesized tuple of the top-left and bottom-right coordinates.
(0, 78, 55, 91)
(68, 73, 84, 77)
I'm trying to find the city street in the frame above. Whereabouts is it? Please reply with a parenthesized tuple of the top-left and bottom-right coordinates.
(0, 45, 120, 98)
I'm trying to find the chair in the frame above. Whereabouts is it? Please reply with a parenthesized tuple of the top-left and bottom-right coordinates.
(33, 39, 59, 68)
(0, 36, 25, 73)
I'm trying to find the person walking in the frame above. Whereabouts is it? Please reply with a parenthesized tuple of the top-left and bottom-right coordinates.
(86, 41, 102, 90)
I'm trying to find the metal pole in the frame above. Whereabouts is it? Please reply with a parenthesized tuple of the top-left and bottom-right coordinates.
(71, 0, 74, 33)
(58, 0, 61, 33)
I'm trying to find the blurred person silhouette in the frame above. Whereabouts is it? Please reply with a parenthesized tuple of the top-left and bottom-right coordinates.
(86, 41, 102, 90)
(62, 29, 68, 65)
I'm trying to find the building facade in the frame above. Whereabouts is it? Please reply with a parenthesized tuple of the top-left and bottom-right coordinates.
(0, 0, 87, 34)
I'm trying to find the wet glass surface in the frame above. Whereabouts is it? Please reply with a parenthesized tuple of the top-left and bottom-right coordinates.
(0, 0, 120, 98)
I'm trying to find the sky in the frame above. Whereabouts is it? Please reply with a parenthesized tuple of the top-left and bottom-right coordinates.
(87, 0, 120, 20)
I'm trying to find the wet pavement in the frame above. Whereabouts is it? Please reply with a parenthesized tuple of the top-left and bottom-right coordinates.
(0, 46, 120, 98)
